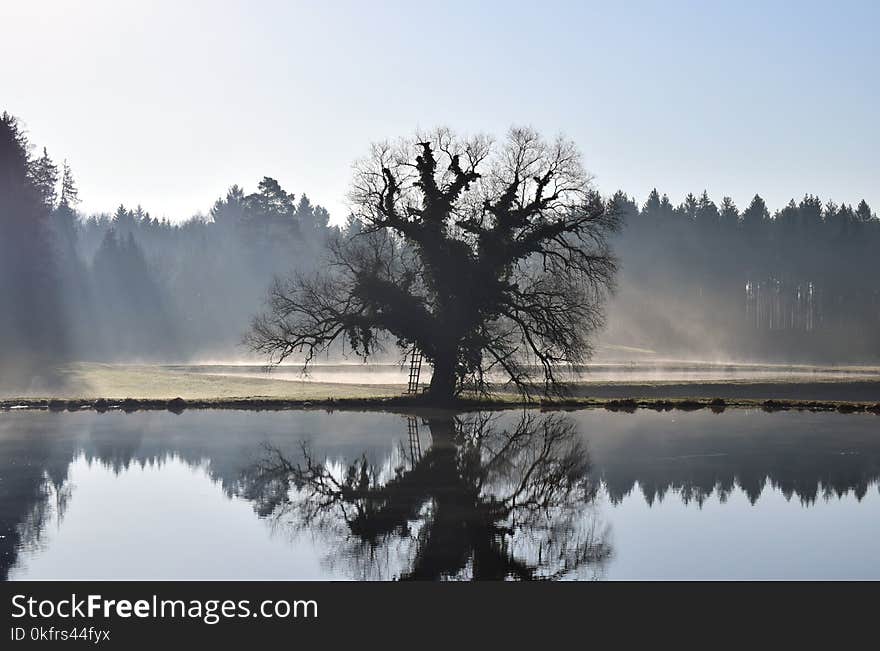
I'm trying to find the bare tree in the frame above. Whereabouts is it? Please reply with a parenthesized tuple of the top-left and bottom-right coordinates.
(248, 127, 620, 401)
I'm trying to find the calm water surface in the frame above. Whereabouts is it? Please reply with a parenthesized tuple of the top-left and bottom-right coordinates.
(1, 409, 878, 580)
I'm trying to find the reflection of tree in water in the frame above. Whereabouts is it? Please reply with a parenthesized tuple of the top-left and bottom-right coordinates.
(4, 410, 880, 580)
(14, 474, 72, 555)
(0, 416, 78, 581)
(243, 413, 612, 580)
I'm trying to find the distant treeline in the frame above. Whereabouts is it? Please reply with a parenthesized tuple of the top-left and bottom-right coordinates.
(607, 189, 880, 361)
(2, 110, 879, 382)
(74, 183, 337, 359)
(1, 112, 343, 384)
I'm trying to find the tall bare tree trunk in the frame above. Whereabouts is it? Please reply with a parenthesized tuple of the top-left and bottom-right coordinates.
(427, 353, 457, 403)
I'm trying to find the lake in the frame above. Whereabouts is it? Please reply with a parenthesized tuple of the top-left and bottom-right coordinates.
(1, 408, 878, 580)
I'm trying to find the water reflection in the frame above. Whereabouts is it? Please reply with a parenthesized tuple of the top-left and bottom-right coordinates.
(242, 414, 610, 580)
(591, 413, 880, 507)
(1, 409, 879, 580)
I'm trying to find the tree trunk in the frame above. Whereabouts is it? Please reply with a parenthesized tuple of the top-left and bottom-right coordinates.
(427, 352, 457, 404)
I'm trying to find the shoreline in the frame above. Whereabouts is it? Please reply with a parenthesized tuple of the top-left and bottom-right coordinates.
(2, 395, 879, 415)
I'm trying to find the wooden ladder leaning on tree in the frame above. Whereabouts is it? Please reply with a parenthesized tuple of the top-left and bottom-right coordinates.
(406, 347, 423, 394)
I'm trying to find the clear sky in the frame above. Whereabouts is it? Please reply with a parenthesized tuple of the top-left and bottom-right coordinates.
(2, 0, 878, 224)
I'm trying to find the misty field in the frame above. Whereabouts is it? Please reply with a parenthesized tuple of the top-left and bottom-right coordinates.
(10, 363, 402, 400)
(3, 361, 880, 403)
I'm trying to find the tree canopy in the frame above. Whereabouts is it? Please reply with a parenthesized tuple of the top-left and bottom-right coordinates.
(249, 127, 621, 401)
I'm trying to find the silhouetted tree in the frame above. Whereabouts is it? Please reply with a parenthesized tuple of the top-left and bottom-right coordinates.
(58, 160, 78, 209)
(741, 194, 769, 232)
(678, 192, 698, 222)
(29, 147, 58, 208)
(0, 112, 66, 384)
(855, 199, 873, 223)
(695, 191, 719, 229)
(643, 188, 661, 214)
(248, 127, 620, 401)
(246, 176, 296, 220)
(719, 196, 739, 228)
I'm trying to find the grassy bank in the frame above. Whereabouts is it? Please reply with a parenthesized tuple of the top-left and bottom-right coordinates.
(2, 363, 879, 415)
(2, 395, 879, 415)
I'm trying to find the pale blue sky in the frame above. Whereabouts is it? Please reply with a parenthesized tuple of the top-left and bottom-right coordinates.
(2, 0, 877, 223)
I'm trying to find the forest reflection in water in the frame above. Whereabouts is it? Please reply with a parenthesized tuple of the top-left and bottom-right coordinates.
(2, 408, 879, 580)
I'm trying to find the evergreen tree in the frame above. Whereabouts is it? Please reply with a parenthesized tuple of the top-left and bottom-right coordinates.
(210, 185, 247, 229)
(59, 160, 79, 209)
(29, 147, 59, 209)
(823, 199, 839, 225)
(658, 193, 674, 219)
(0, 111, 66, 381)
(719, 196, 739, 228)
(741, 194, 769, 230)
(774, 199, 797, 238)
(798, 194, 823, 229)
(695, 191, 720, 228)
(643, 188, 661, 215)
(54, 161, 80, 242)
(246, 176, 295, 219)
(678, 193, 698, 222)
(610, 190, 638, 227)
(854, 199, 873, 223)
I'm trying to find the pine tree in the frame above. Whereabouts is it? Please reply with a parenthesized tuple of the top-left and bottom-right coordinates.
(695, 191, 719, 227)
(659, 193, 674, 220)
(59, 160, 80, 208)
(823, 199, 839, 225)
(855, 200, 873, 223)
(29, 147, 59, 208)
(776, 199, 799, 232)
(798, 194, 822, 228)
(0, 112, 66, 376)
(719, 196, 739, 228)
(643, 188, 661, 215)
(741, 194, 769, 230)
(678, 193, 698, 221)
(246, 176, 295, 219)
(54, 160, 81, 249)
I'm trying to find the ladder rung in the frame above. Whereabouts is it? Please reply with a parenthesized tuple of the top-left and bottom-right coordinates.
(406, 346, 422, 395)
